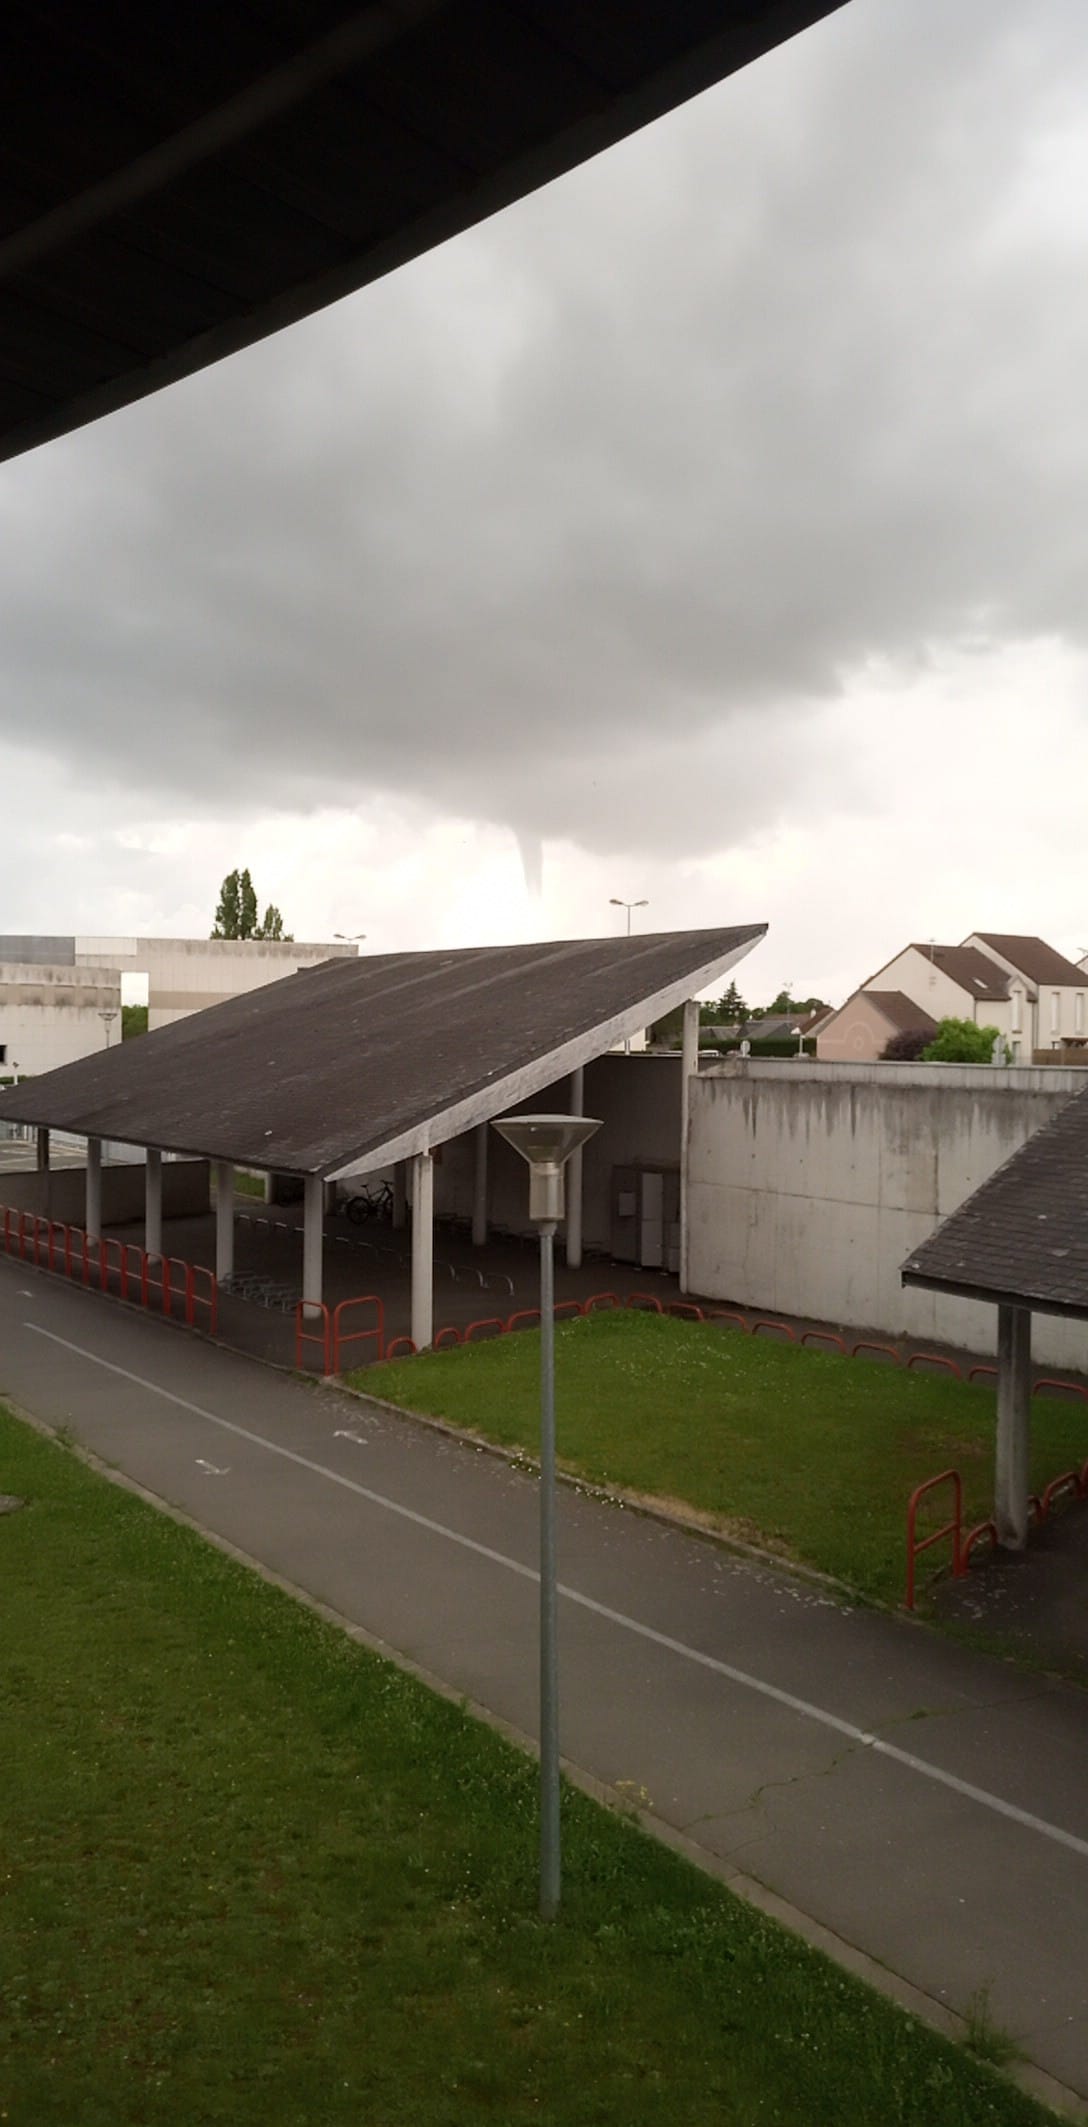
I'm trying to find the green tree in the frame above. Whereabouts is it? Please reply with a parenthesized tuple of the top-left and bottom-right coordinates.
(701, 979, 747, 1026)
(212, 869, 292, 941)
(121, 1004, 148, 1040)
(921, 1018, 1005, 1063)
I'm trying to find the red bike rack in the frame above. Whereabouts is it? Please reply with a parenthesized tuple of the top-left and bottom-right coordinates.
(294, 1300, 331, 1372)
(583, 1292, 620, 1312)
(907, 1351, 962, 1379)
(332, 1294, 385, 1371)
(851, 1339, 901, 1365)
(464, 1316, 505, 1343)
(751, 1318, 795, 1342)
(967, 1363, 998, 1386)
(801, 1329, 847, 1353)
(626, 1292, 663, 1313)
(704, 1309, 749, 1332)
(553, 1300, 585, 1322)
(906, 1468, 963, 1610)
(666, 1301, 704, 1321)
(1040, 1470, 1084, 1518)
(1033, 1377, 1088, 1403)
(188, 1265, 218, 1335)
(433, 1325, 462, 1350)
(506, 1309, 542, 1333)
(385, 1336, 417, 1360)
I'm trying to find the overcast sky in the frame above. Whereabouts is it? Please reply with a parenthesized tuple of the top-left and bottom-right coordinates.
(2, 0, 1087, 1006)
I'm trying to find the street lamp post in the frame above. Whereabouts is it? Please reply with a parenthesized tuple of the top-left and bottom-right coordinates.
(609, 896, 647, 938)
(491, 1112, 602, 1920)
(334, 931, 366, 943)
(98, 1009, 119, 1049)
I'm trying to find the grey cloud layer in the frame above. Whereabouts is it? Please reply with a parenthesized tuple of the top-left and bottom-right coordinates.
(1, 0, 1085, 856)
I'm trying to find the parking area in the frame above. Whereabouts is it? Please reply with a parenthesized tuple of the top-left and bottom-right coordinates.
(105, 1190, 682, 1370)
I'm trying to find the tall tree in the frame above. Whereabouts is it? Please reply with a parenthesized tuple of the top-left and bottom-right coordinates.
(212, 869, 292, 941)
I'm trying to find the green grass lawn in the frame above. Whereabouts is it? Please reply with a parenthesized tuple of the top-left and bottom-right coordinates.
(354, 1313, 1088, 1610)
(0, 1405, 1055, 2127)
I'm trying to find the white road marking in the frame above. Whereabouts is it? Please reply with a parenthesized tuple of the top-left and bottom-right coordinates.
(333, 1430, 369, 1445)
(196, 1458, 230, 1476)
(23, 1318, 1088, 1864)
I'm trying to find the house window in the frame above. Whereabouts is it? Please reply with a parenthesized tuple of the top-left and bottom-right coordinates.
(1051, 990, 1061, 1034)
(1077, 993, 1086, 1035)
(0, 1043, 6, 1064)
(1010, 987, 1022, 1033)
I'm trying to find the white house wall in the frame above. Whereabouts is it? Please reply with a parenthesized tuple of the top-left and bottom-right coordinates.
(686, 1059, 1088, 1368)
(961, 934, 1088, 1049)
(866, 946, 1006, 1028)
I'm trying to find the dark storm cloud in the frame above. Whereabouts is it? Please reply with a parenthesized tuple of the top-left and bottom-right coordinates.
(1, 0, 1086, 857)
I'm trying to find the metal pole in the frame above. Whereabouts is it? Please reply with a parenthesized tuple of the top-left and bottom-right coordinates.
(538, 1219, 560, 1919)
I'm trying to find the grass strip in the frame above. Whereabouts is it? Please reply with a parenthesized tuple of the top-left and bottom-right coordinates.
(0, 1403, 1055, 2126)
(354, 1312, 1088, 1610)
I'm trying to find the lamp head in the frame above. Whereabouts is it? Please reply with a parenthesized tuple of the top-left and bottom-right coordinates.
(491, 1113, 602, 1224)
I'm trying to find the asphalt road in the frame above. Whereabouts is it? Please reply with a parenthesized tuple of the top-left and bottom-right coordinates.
(3, 1257, 1087, 2102)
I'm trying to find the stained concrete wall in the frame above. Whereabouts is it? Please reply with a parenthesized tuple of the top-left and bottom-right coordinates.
(0, 961, 121, 1075)
(73, 936, 358, 1030)
(0, 1160, 210, 1225)
(687, 1060, 1088, 1368)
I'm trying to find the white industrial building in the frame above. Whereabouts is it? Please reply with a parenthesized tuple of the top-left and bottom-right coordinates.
(0, 934, 357, 1071)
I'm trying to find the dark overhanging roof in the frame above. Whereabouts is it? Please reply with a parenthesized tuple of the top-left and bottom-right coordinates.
(0, 925, 764, 1176)
(0, 1, 847, 464)
(902, 1080, 1088, 1322)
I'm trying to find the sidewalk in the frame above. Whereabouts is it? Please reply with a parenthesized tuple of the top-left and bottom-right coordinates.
(3, 1252, 1087, 2103)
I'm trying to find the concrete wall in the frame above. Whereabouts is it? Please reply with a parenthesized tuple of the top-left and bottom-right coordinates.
(431, 1053, 683, 1249)
(74, 936, 357, 1030)
(0, 961, 121, 1075)
(687, 1060, 1088, 1368)
(0, 1159, 210, 1225)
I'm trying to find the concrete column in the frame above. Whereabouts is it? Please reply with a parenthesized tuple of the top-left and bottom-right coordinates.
(566, 1066, 585, 1269)
(263, 1172, 275, 1205)
(215, 1160, 235, 1284)
(145, 1148, 163, 1257)
(36, 1127, 51, 1221)
(679, 999, 700, 1293)
(410, 1150, 434, 1351)
(85, 1136, 102, 1241)
(392, 1161, 407, 1230)
(303, 1173, 324, 1318)
(472, 1124, 488, 1247)
(995, 1303, 1032, 1550)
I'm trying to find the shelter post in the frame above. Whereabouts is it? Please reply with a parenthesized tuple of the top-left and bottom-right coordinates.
(679, 999, 700, 1292)
(472, 1124, 488, 1247)
(85, 1136, 103, 1241)
(145, 1148, 163, 1257)
(303, 1174, 324, 1317)
(411, 1151, 434, 1350)
(995, 1304, 1032, 1550)
(215, 1160, 235, 1284)
(36, 1126, 51, 1220)
(565, 1067, 585, 1269)
(392, 1162, 407, 1230)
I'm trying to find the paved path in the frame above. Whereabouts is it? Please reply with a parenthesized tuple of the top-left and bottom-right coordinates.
(3, 1257, 1087, 2102)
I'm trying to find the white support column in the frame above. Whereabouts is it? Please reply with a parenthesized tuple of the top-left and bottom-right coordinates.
(679, 999, 700, 1293)
(85, 1136, 103, 1242)
(411, 1150, 434, 1351)
(995, 1303, 1032, 1550)
(566, 1066, 585, 1269)
(215, 1160, 235, 1285)
(145, 1148, 163, 1258)
(303, 1173, 324, 1318)
(472, 1124, 489, 1247)
(392, 1161, 407, 1230)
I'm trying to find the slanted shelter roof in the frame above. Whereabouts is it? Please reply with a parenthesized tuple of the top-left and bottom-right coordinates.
(0, 926, 764, 1177)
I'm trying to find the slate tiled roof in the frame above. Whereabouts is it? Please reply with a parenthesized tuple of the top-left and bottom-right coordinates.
(973, 934, 1088, 990)
(902, 1082, 1088, 1319)
(907, 945, 1009, 1001)
(866, 991, 939, 1036)
(0, 925, 763, 1176)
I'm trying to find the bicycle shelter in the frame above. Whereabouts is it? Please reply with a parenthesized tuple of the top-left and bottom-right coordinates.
(0, 927, 764, 1352)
